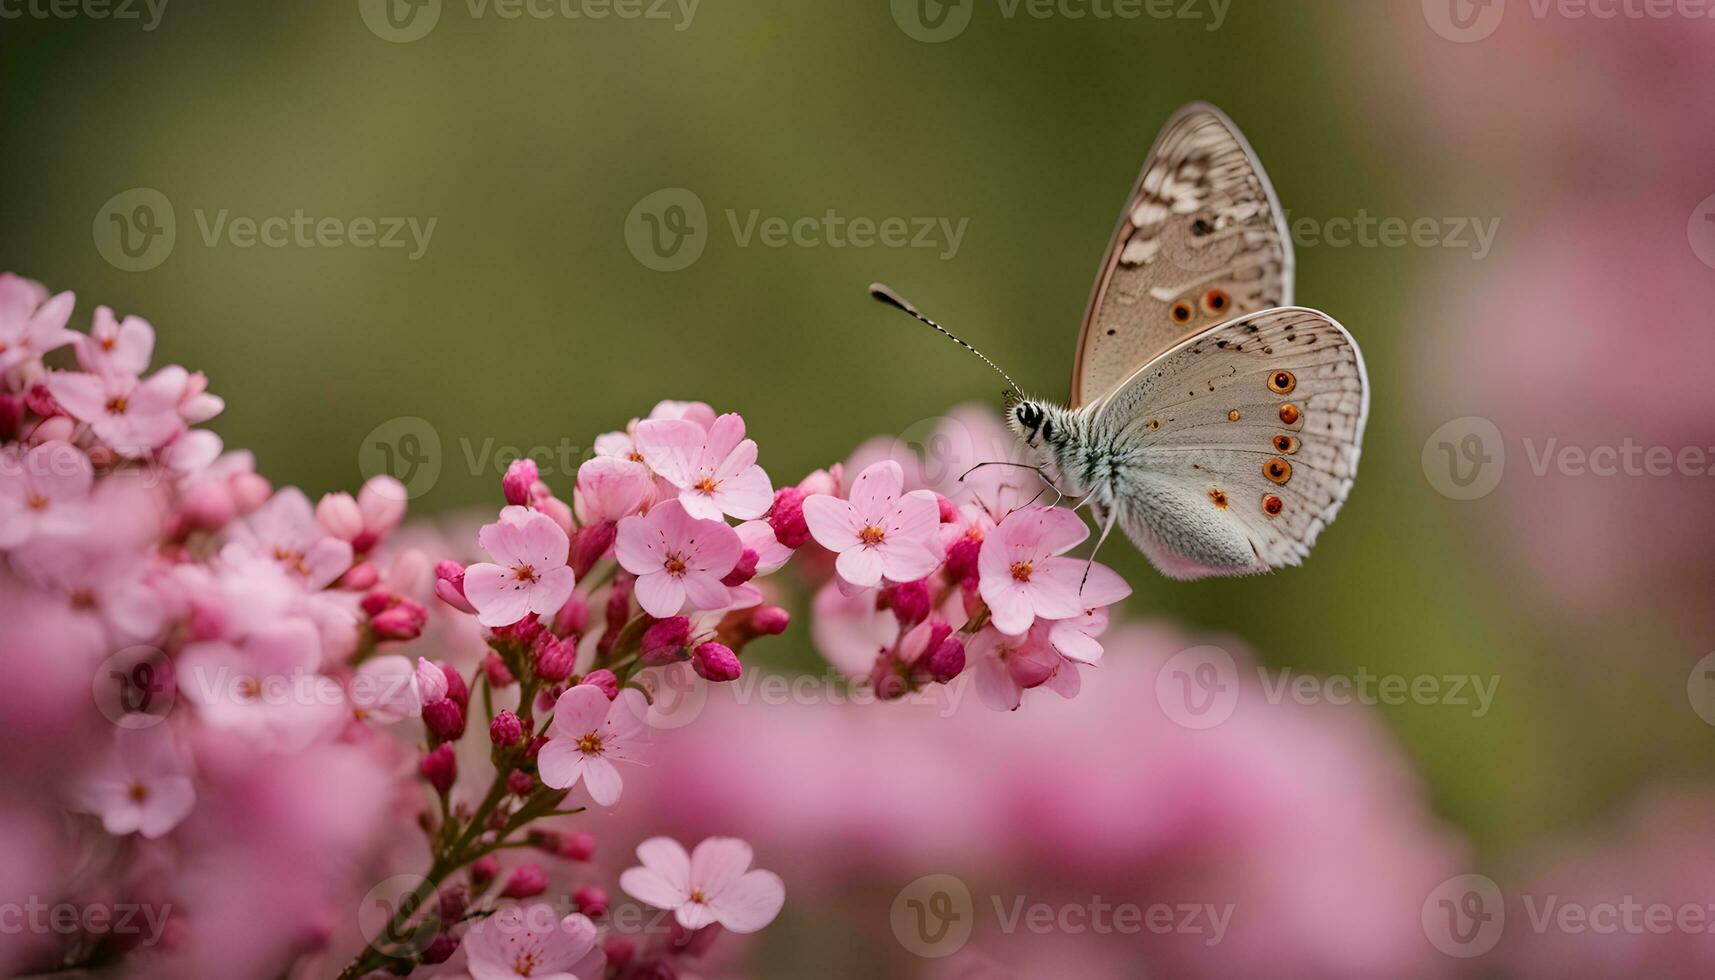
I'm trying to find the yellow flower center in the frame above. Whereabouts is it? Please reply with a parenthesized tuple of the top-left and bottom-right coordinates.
(25, 493, 48, 511)
(664, 555, 687, 576)
(512, 950, 542, 976)
(129, 783, 149, 803)
(105, 395, 129, 416)
(694, 477, 719, 494)
(1010, 561, 1033, 582)
(578, 733, 604, 755)
(513, 563, 538, 583)
(858, 525, 886, 546)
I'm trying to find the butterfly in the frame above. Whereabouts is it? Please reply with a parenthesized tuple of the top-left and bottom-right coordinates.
(871, 102, 1368, 580)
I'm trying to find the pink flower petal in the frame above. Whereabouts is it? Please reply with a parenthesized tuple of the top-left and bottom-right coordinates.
(802, 495, 861, 552)
(709, 869, 786, 934)
(552, 683, 611, 735)
(464, 562, 533, 627)
(847, 460, 905, 524)
(834, 546, 886, 590)
(632, 837, 693, 896)
(527, 566, 576, 618)
(680, 571, 732, 612)
(535, 740, 587, 791)
(635, 418, 704, 487)
(580, 755, 623, 806)
(690, 837, 754, 897)
(632, 570, 687, 618)
(710, 463, 773, 520)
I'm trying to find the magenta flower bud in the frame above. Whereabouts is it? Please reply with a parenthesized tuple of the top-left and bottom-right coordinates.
(316, 491, 364, 541)
(944, 535, 982, 585)
(559, 831, 595, 861)
(880, 578, 932, 627)
(433, 560, 476, 614)
(373, 598, 428, 641)
(421, 933, 459, 965)
(438, 886, 469, 924)
(692, 642, 742, 682)
(572, 520, 618, 580)
(534, 636, 576, 683)
(482, 652, 516, 688)
(574, 886, 608, 919)
(360, 589, 393, 617)
(935, 493, 960, 523)
(929, 636, 966, 683)
(603, 936, 636, 967)
(503, 458, 540, 506)
(420, 744, 457, 795)
(525, 735, 547, 761)
(24, 383, 61, 418)
(506, 771, 534, 796)
(0, 392, 22, 437)
(469, 855, 500, 888)
(554, 592, 589, 637)
(749, 605, 790, 636)
(413, 658, 448, 703)
(640, 616, 692, 666)
(489, 709, 524, 747)
(423, 698, 465, 742)
(341, 562, 381, 592)
(440, 664, 470, 709)
(597, 575, 634, 655)
(720, 548, 759, 588)
(500, 865, 548, 899)
(579, 669, 620, 700)
(766, 486, 811, 549)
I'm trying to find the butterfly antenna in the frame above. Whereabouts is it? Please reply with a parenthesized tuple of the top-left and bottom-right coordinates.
(869, 283, 1026, 401)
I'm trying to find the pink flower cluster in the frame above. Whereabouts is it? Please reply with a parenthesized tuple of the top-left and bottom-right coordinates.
(791, 412, 1132, 711)
(0, 277, 795, 979)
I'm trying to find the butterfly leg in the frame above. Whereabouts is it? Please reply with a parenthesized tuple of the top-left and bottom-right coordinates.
(1080, 504, 1121, 593)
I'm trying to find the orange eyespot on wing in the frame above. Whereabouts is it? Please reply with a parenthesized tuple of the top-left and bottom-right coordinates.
(1264, 458, 1293, 484)
(1268, 369, 1296, 394)
(1208, 488, 1229, 509)
(1278, 403, 1301, 425)
(1170, 300, 1195, 324)
(1272, 434, 1299, 454)
(1200, 289, 1231, 316)
(1262, 493, 1284, 517)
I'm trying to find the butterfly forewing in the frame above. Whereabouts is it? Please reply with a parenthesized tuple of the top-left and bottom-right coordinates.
(1070, 103, 1295, 409)
(1090, 308, 1367, 579)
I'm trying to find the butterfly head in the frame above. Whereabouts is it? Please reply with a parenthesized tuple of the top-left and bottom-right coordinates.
(1006, 397, 1054, 450)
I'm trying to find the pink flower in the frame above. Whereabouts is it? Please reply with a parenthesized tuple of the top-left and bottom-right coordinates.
(463, 906, 604, 980)
(0, 441, 92, 548)
(976, 506, 1129, 636)
(618, 836, 785, 933)
(0, 278, 75, 373)
(72, 728, 196, 839)
(537, 685, 648, 806)
(802, 459, 942, 590)
(969, 622, 1083, 712)
(177, 620, 345, 749)
(614, 499, 741, 618)
(348, 654, 425, 724)
(573, 455, 653, 524)
(45, 368, 185, 457)
(74, 305, 154, 376)
(227, 487, 355, 590)
(464, 506, 576, 628)
(635, 413, 773, 521)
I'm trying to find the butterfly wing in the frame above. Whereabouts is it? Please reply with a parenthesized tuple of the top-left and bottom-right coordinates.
(1089, 307, 1367, 579)
(1070, 103, 1295, 409)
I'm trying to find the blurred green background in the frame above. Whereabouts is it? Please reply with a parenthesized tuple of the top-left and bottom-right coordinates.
(3, 0, 1689, 864)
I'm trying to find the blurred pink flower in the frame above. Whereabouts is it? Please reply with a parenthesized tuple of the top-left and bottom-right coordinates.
(46, 367, 184, 457)
(74, 304, 154, 375)
(72, 727, 196, 839)
(462, 906, 604, 980)
(228, 487, 355, 590)
(0, 278, 74, 373)
(0, 440, 91, 547)
(619, 836, 785, 933)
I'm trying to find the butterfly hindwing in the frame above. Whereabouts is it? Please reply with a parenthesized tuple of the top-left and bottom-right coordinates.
(1089, 307, 1367, 579)
(1070, 103, 1294, 409)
